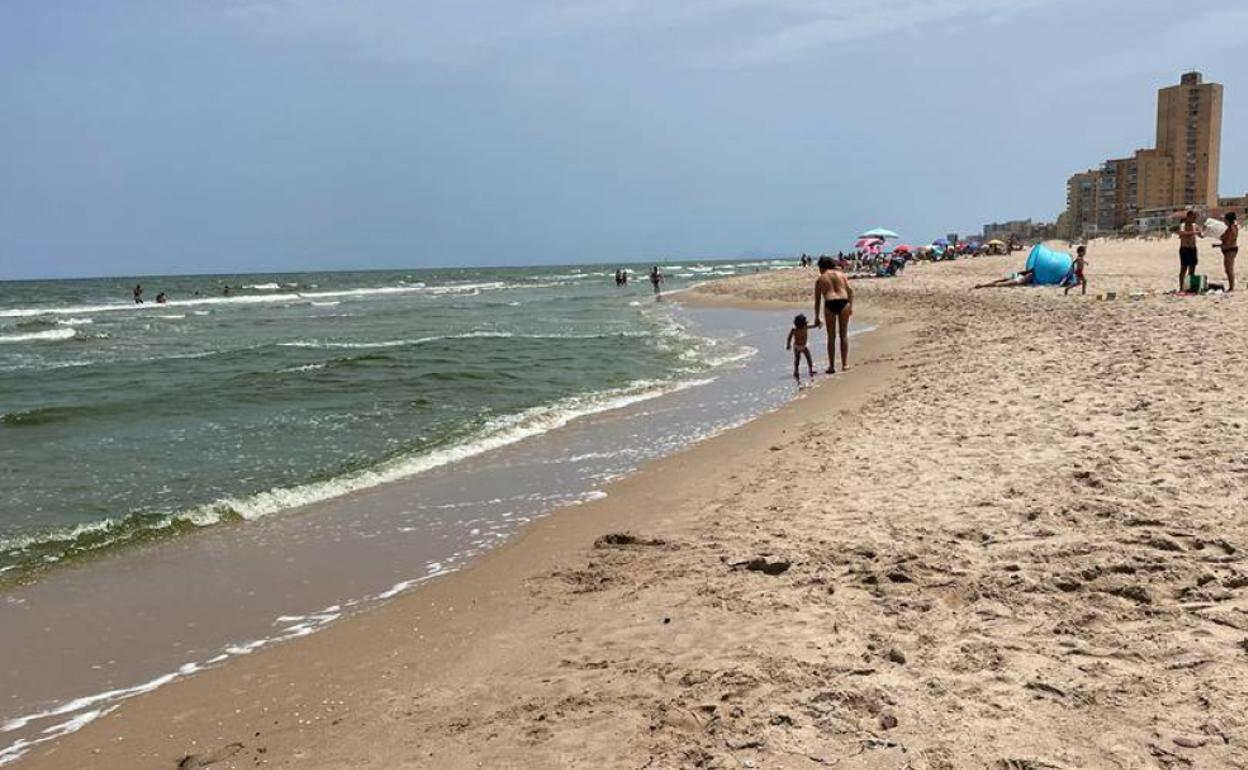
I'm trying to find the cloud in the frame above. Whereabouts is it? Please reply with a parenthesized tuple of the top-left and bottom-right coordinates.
(686, 0, 1062, 67)
(198, 0, 1064, 67)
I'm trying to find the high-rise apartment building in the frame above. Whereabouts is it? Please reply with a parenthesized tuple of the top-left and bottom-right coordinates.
(1155, 71, 1222, 209)
(1058, 170, 1099, 239)
(1060, 72, 1223, 234)
(1097, 156, 1137, 231)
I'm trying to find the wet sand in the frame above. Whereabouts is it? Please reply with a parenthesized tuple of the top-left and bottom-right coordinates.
(15, 237, 1248, 769)
(5, 305, 873, 759)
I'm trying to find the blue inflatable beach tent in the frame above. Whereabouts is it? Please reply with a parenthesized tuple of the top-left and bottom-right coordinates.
(1024, 244, 1074, 286)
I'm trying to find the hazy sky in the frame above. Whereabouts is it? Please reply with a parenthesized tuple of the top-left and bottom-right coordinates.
(1, 1, 1244, 279)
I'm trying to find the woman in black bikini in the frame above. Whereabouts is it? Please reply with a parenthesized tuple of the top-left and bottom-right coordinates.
(813, 256, 853, 374)
(1221, 212, 1238, 292)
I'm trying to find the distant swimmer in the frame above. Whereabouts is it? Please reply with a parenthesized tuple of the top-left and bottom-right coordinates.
(786, 314, 816, 383)
(649, 266, 663, 297)
(614, 269, 625, 287)
(223, 285, 231, 296)
(133, 284, 143, 304)
(813, 256, 852, 374)
(155, 292, 168, 304)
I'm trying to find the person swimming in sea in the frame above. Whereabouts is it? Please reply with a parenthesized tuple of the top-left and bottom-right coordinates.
(133, 284, 143, 304)
(649, 266, 663, 297)
(812, 256, 852, 374)
(786, 313, 816, 383)
(155, 292, 168, 304)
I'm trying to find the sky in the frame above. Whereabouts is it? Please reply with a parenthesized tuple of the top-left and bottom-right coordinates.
(1, 0, 1246, 280)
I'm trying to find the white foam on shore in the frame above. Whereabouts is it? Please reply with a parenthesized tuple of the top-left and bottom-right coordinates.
(0, 560, 461, 766)
(0, 281, 514, 319)
(209, 376, 714, 524)
(0, 328, 75, 343)
(0, 375, 715, 559)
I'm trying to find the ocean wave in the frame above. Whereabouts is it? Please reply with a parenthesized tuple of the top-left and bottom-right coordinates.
(0, 376, 714, 583)
(0, 404, 98, 427)
(420, 281, 509, 295)
(0, 282, 522, 319)
(0, 327, 76, 344)
(242, 283, 282, 290)
(278, 330, 650, 350)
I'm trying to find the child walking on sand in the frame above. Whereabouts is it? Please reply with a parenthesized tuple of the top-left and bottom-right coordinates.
(1064, 245, 1088, 296)
(786, 314, 816, 383)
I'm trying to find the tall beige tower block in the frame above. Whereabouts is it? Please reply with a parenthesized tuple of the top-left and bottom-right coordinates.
(1156, 71, 1223, 209)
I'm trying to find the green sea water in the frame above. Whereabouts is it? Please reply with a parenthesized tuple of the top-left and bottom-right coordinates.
(0, 261, 784, 583)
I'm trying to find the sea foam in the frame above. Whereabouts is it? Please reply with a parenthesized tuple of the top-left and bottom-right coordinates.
(0, 327, 76, 343)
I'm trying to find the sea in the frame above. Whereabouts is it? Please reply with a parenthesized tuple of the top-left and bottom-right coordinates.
(0, 260, 865, 764)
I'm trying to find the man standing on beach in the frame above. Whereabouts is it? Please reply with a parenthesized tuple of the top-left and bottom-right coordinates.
(812, 256, 852, 374)
(1179, 209, 1201, 291)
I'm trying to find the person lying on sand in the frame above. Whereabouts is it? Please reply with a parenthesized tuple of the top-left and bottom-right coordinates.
(786, 314, 816, 383)
(813, 256, 852, 374)
(974, 270, 1034, 289)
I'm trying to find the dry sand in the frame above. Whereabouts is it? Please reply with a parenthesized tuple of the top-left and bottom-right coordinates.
(17, 237, 1248, 769)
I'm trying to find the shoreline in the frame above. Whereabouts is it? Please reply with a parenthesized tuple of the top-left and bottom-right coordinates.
(17, 238, 1248, 768)
(6, 296, 902, 768)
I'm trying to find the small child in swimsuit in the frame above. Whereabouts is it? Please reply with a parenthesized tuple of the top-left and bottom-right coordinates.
(1064, 245, 1088, 296)
(786, 314, 816, 383)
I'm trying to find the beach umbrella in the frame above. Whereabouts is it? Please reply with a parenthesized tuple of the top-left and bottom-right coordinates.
(860, 228, 901, 240)
(987, 239, 1005, 246)
(933, 238, 949, 247)
(854, 237, 884, 249)
(893, 244, 912, 253)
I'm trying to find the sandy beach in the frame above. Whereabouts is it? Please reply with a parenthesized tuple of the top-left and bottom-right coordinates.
(16, 237, 1248, 769)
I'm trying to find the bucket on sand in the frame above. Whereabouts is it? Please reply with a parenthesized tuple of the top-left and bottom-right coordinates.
(1187, 274, 1208, 293)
